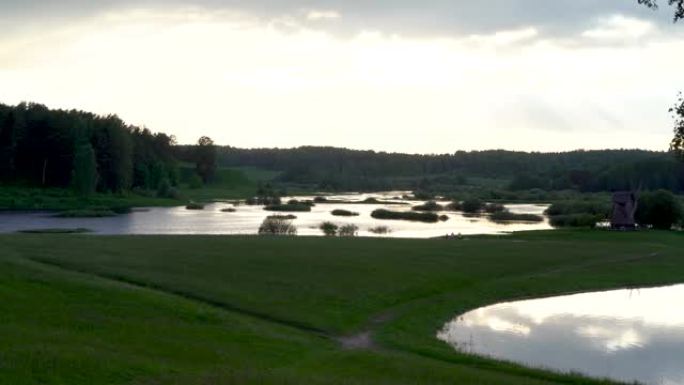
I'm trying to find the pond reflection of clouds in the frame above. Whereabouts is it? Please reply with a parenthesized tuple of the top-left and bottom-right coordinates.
(438, 284, 684, 385)
(0, 192, 552, 237)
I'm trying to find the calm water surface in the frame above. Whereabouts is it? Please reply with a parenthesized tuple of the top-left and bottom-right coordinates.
(0, 192, 551, 237)
(438, 285, 684, 385)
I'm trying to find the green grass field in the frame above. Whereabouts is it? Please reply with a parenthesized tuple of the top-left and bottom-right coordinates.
(1, 230, 683, 384)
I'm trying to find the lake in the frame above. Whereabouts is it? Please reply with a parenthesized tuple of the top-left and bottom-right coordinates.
(0, 192, 551, 237)
(438, 284, 684, 385)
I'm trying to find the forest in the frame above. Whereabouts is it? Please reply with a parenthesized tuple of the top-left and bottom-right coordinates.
(0, 102, 179, 195)
(3, 102, 684, 197)
(207, 146, 684, 194)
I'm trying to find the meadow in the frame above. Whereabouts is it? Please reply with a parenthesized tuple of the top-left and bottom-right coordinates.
(1, 230, 683, 384)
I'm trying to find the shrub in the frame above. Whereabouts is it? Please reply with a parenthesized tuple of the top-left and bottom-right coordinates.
(54, 210, 117, 218)
(461, 199, 484, 214)
(412, 201, 444, 212)
(287, 199, 315, 206)
(439, 215, 450, 222)
(258, 217, 297, 235)
(413, 191, 435, 200)
(371, 209, 439, 223)
(445, 201, 462, 211)
(369, 226, 391, 234)
(247, 196, 282, 205)
(264, 203, 312, 212)
(549, 214, 602, 228)
(363, 197, 380, 204)
(332, 209, 359, 217)
(484, 203, 506, 214)
(489, 210, 544, 223)
(267, 214, 297, 220)
(636, 190, 683, 230)
(320, 222, 339, 236)
(339, 224, 359, 237)
(313, 196, 328, 203)
(221, 208, 236, 213)
(545, 201, 610, 216)
(186, 202, 205, 210)
(545, 200, 610, 228)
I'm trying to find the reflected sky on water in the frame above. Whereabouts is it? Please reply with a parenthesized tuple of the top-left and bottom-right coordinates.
(438, 285, 684, 385)
(0, 192, 551, 237)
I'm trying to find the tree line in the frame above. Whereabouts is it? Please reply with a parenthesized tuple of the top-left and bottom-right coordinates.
(0, 102, 214, 196)
(3, 101, 684, 197)
(211, 146, 684, 193)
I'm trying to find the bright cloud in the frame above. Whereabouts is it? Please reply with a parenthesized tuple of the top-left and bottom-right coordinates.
(306, 10, 341, 21)
(583, 15, 656, 40)
(0, 6, 682, 153)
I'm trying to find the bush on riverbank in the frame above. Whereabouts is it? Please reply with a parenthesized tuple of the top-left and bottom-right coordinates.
(246, 196, 281, 205)
(461, 199, 485, 214)
(288, 199, 315, 207)
(545, 200, 610, 228)
(332, 209, 359, 217)
(549, 213, 603, 228)
(371, 209, 439, 223)
(484, 203, 506, 213)
(369, 226, 391, 234)
(320, 222, 338, 236)
(186, 202, 205, 210)
(264, 203, 312, 212)
(258, 217, 297, 235)
(412, 201, 443, 212)
(54, 209, 118, 218)
(545, 201, 610, 217)
(489, 211, 544, 223)
(338, 224, 359, 237)
(267, 214, 297, 220)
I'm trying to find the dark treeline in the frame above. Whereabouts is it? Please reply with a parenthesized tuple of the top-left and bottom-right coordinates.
(0, 103, 178, 195)
(4, 102, 683, 196)
(210, 146, 684, 193)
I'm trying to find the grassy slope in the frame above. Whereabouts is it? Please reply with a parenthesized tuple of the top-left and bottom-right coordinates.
(1, 230, 683, 384)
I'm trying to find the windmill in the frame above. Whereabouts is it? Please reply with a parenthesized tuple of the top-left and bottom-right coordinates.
(610, 183, 641, 230)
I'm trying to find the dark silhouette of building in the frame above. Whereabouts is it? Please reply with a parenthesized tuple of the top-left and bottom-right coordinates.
(611, 191, 638, 229)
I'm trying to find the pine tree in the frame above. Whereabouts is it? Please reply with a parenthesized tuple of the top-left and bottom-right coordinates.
(72, 141, 98, 196)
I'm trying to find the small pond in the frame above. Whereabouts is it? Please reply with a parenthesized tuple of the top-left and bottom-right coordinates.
(438, 284, 684, 385)
(0, 192, 552, 237)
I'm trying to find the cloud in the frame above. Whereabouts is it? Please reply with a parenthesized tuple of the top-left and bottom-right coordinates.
(0, 0, 679, 39)
(0, 2, 682, 153)
(306, 10, 341, 21)
(582, 15, 656, 40)
(467, 27, 539, 46)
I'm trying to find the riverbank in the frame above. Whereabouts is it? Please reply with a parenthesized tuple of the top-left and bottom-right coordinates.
(1, 230, 682, 384)
(0, 167, 283, 212)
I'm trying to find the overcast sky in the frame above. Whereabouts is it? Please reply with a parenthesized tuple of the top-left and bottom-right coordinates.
(1, 1, 683, 153)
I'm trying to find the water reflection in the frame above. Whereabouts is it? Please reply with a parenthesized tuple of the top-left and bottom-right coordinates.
(438, 285, 684, 385)
(0, 192, 552, 237)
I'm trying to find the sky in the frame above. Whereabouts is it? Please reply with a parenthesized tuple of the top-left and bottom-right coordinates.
(1, 1, 683, 153)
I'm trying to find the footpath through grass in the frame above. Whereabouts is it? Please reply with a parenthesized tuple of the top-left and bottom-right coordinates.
(1, 230, 683, 384)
